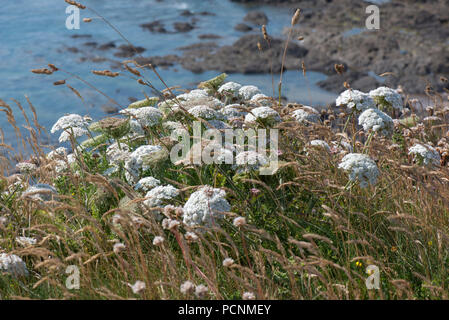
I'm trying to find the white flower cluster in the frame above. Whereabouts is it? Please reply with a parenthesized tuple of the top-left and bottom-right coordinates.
(144, 185, 179, 207)
(250, 94, 272, 106)
(177, 89, 209, 101)
(134, 176, 161, 192)
(292, 108, 320, 124)
(51, 114, 88, 133)
(235, 151, 269, 172)
(16, 162, 37, 174)
(188, 105, 223, 120)
(218, 82, 242, 95)
(336, 89, 376, 112)
(338, 153, 380, 188)
(106, 142, 131, 166)
(369, 87, 403, 111)
(0, 253, 29, 277)
(120, 107, 163, 128)
(16, 236, 37, 247)
(51, 114, 89, 143)
(22, 184, 58, 202)
(309, 140, 331, 152)
(408, 143, 441, 166)
(124, 145, 163, 183)
(239, 85, 261, 100)
(220, 104, 247, 120)
(358, 108, 394, 136)
(183, 186, 231, 227)
(245, 107, 281, 124)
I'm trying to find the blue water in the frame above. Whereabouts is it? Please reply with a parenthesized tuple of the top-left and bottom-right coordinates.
(0, 0, 335, 147)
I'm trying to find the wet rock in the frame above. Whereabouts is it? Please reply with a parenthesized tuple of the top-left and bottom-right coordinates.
(141, 20, 168, 33)
(114, 44, 146, 58)
(198, 34, 222, 40)
(173, 22, 195, 33)
(98, 41, 116, 50)
(244, 11, 268, 26)
(234, 23, 253, 32)
(135, 55, 180, 69)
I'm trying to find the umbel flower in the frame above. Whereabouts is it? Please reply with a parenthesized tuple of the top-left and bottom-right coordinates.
(188, 105, 223, 120)
(369, 86, 403, 111)
(336, 89, 376, 112)
(235, 151, 269, 172)
(218, 82, 242, 95)
(51, 114, 88, 133)
(0, 253, 29, 277)
(239, 85, 261, 100)
(183, 186, 231, 227)
(244, 106, 281, 124)
(292, 108, 320, 124)
(338, 153, 380, 188)
(120, 106, 163, 128)
(358, 108, 394, 136)
(134, 176, 161, 192)
(144, 185, 179, 207)
(408, 143, 441, 166)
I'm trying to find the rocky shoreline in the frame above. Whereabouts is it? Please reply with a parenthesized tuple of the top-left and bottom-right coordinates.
(66, 0, 448, 97)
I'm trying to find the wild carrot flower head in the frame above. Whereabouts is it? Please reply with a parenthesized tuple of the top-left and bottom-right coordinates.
(218, 82, 242, 95)
(292, 108, 320, 124)
(244, 106, 281, 124)
(144, 185, 179, 207)
(369, 86, 403, 111)
(358, 108, 394, 136)
(134, 176, 161, 192)
(239, 85, 261, 100)
(336, 89, 376, 112)
(408, 143, 441, 166)
(120, 106, 163, 127)
(183, 186, 230, 227)
(338, 153, 380, 188)
(51, 114, 88, 133)
(0, 253, 29, 277)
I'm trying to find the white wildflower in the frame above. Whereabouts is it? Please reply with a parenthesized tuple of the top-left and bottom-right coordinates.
(233, 216, 246, 227)
(218, 82, 242, 95)
(250, 94, 272, 106)
(185, 231, 199, 242)
(180, 281, 195, 295)
(134, 176, 161, 192)
(220, 104, 247, 120)
(58, 127, 88, 143)
(244, 106, 281, 124)
(309, 140, 331, 152)
(47, 147, 68, 160)
(113, 242, 126, 254)
(235, 151, 268, 172)
(242, 292, 256, 300)
(195, 284, 209, 299)
(124, 145, 163, 183)
(162, 218, 181, 230)
(51, 114, 88, 133)
(129, 280, 146, 295)
(153, 236, 165, 246)
(292, 108, 320, 124)
(183, 186, 231, 227)
(177, 89, 209, 101)
(369, 86, 403, 111)
(222, 258, 234, 267)
(0, 253, 29, 277)
(120, 107, 163, 127)
(358, 108, 394, 136)
(338, 153, 380, 188)
(239, 85, 261, 100)
(22, 184, 58, 202)
(188, 105, 223, 120)
(144, 185, 179, 207)
(15, 236, 37, 247)
(106, 142, 131, 165)
(336, 89, 376, 112)
(408, 143, 441, 166)
(15, 162, 37, 174)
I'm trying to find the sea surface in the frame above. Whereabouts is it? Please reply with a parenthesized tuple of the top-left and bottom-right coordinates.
(0, 0, 336, 148)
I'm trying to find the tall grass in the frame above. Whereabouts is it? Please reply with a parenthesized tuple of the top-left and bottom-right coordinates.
(0, 1, 448, 300)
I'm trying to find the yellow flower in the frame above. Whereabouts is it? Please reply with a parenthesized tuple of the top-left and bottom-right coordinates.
(355, 261, 363, 268)
(428, 241, 433, 246)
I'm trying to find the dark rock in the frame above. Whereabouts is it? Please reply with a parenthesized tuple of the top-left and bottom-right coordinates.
(234, 23, 253, 32)
(98, 42, 116, 50)
(141, 20, 168, 33)
(114, 45, 146, 58)
(173, 22, 195, 33)
(198, 34, 222, 40)
(244, 11, 268, 26)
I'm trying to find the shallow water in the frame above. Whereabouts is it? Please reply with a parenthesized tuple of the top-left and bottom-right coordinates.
(0, 0, 335, 147)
